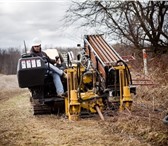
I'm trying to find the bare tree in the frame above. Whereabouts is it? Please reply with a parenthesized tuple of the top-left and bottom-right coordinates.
(65, 1, 168, 54)
(0, 48, 21, 74)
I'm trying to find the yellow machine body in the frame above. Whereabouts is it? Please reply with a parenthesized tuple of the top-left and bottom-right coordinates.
(65, 35, 135, 121)
(113, 65, 133, 111)
(65, 65, 104, 120)
(65, 62, 133, 120)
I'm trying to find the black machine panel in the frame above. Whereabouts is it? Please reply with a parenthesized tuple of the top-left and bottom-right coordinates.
(17, 57, 46, 88)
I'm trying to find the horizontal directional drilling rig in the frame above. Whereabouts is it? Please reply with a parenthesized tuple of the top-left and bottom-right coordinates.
(65, 34, 136, 120)
(17, 34, 136, 121)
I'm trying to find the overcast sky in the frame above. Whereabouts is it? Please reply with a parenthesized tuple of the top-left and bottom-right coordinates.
(0, 0, 93, 50)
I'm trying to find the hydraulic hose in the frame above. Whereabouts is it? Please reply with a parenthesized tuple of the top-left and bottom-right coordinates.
(76, 53, 94, 101)
(76, 57, 82, 101)
(116, 60, 133, 85)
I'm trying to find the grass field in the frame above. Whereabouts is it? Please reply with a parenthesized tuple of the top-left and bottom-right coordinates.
(0, 74, 167, 146)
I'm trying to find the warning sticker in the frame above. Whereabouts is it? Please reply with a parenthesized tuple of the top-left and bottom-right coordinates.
(26, 60, 31, 68)
(21, 60, 26, 69)
(36, 59, 41, 67)
(31, 60, 36, 68)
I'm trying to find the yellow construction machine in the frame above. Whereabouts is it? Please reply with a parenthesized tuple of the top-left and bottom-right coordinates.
(65, 35, 136, 120)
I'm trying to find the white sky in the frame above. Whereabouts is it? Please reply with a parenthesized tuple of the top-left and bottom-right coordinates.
(0, 0, 92, 50)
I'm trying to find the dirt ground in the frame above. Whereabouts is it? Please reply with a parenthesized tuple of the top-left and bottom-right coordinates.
(0, 74, 167, 146)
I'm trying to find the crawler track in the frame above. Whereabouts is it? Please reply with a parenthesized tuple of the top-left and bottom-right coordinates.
(32, 100, 52, 115)
(30, 97, 65, 115)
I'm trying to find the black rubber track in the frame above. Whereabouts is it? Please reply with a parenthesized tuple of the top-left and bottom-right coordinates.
(33, 103, 52, 115)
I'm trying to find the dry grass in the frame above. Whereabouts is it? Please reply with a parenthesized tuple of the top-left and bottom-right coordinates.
(0, 74, 168, 146)
(0, 74, 27, 101)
